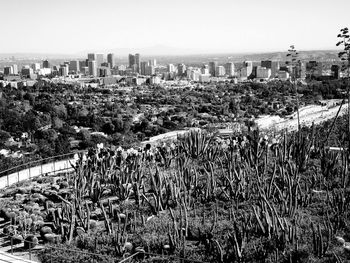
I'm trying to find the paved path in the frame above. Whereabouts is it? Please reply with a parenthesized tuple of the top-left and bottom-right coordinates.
(0, 251, 37, 263)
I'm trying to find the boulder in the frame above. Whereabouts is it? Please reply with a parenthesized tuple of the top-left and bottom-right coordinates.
(40, 226, 52, 238)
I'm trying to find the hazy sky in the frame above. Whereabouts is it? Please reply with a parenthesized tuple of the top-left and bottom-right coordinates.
(0, 0, 349, 54)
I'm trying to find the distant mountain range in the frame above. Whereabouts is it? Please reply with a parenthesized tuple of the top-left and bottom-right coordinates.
(0, 47, 342, 64)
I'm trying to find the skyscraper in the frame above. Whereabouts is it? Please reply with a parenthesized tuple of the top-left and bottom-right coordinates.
(43, 60, 50, 69)
(88, 60, 97, 76)
(12, 64, 18, 75)
(215, 66, 225, 77)
(244, 61, 253, 77)
(96, 54, 104, 67)
(128, 54, 135, 68)
(88, 53, 96, 61)
(331, 65, 340, 79)
(4, 66, 13, 75)
(224, 62, 235, 77)
(145, 65, 155, 76)
(140, 61, 149, 75)
(79, 60, 87, 70)
(149, 59, 157, 67)
(306, 61, 322, 79)
(261, 60, 280, 78)
(128, 53, 141, 73)
(167, 64, 175, 73)
(31, 63, 41, 71)
(177, 63, 186, 76)
(135, 53, 140, 73)
(209, 61, 218, 76)
(69, 61, 80, 73)
(59, 64, 69, 76)
(107, 53, 114, 69)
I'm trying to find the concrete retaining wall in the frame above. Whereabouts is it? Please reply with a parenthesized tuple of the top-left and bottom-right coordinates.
(0, 158, 77, 189)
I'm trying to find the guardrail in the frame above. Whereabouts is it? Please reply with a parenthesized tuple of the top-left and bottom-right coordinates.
(0, 151, 86, 189)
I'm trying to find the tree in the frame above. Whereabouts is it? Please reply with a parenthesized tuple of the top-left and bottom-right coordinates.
(334, 27, 350, 147)
(0, 130, 11, 146)
(102, 122, 115, 135)
(286, 45, 301, 133)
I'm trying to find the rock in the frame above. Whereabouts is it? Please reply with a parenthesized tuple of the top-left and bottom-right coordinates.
(40, 226, 53, 238)
(163, 244, 170, 250)
(335, 236, 346, 245)
(118, 213, 126, 219)
(124, 242, 133, 251)
(43, 233, 58, 243)
(344, 244, 350, 252)
(24, 235, 38, 249)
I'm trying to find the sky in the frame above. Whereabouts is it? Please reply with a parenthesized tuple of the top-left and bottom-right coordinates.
(0, 0, 349, 55)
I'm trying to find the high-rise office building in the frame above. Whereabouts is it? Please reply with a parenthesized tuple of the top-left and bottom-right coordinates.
(244, 61, 253, 77)
(79, 60, 87, 70)
(107, 53, 114, 69)
(177, 63, 186, 76)
(4, 66, 13, 75)
(59, 64, 69, 76)
(140, 61, 149, 75)
(128, 54, 135, 68)
(88, 53, 96, 62)
(224, 62, 235, 77)
(306, 61, 322, 78)
(135, 53, 140, 73)
(145, 65, 155, 76)
(149, 59, 157, 67)
(31, 63, 41, 71)
(215, 66, 225, 77)
(167, 64, 175, 73)
(209, 61, 218, 76)
(69, 60, 80, 73)
(261, 60, 272, 69)
(21, 66, 34, 77)
(43, 60, 50, 69)
(12, 64, 18, 75)
(261, 60, 280, 78)
(331, 65, 340, 79)
(99, 67, 111, 77)
(256, 66, 271, 79)
(201, 65, 209, 75)
(96, 54, 104, 67)
(88, 60, 97, 76)
(128, 53, 141, 73)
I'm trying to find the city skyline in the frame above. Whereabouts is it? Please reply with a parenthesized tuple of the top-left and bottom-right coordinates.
(0, 0, 349, 55)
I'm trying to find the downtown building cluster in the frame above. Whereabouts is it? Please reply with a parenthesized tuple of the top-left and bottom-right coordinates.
(0, 53, 343, 88)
